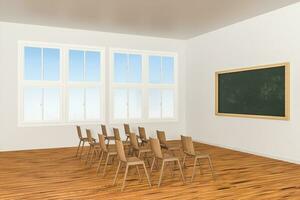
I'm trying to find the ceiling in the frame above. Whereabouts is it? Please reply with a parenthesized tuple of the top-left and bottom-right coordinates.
(0, 0, 299, 39)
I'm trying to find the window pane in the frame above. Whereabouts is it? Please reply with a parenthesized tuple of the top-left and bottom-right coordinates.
(24, 47, 42, 80)
(43, 48, 60, 81)
(114, 53, 127, 83)
(162, 57, 174, 84)
(69, 88, 85, 120)
(69, 50, 84, 81)
(128, 54, 142, 83)
(128, 89, 142, 119)
(23, 88, 43, 121)
(149, 56, 161, 83)
(86, 51, 101, 81)
(86, 88, 101, 120)
(149, 89, 161, 118)
(44, 88, 60, 120)
(162, 89, 174, 118)
(113, 89, 127, 119)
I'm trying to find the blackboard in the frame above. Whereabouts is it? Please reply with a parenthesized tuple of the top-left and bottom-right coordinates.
(215, 63, 290, 120)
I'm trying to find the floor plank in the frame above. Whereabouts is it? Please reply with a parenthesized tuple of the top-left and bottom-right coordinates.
(1, 141, 300, 199)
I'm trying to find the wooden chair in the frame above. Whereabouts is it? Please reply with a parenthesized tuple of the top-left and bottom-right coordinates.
(123, 123, 131, 142)
(129, 132, 152, 161)
(75, 125, 88, 158)
(85, 129, 100, 166)
(96, 134, 117, 176)
(149, 138, 185, 187)
(113, 140, 151, 191)
(156, 130, 181, 153)
(101, 124, 115, 145)
(181, 135, 215, 182)
(113, 128, 130, 146)
(138, 126, 148, 146)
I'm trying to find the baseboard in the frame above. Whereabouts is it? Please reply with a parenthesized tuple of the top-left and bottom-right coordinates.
(0, 145, 78, 153)
(194, 139, 300, 165)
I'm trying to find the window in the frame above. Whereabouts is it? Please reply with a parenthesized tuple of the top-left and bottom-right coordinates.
(110, 49, 177, 122)
(19, 43, 177, 125)
(19, 42, 104, 125)
(149, 56, 174, 84)
(21, 45, 62, 123)
(67, 49, 103, 121)
(149, 89, 175, 119)
(111, 51, 143, 121)
(113, 88, 142, 120)
(148, 55, 176, 119)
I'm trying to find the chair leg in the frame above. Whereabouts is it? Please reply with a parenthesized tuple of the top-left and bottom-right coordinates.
(191, 158, 197, 182)
(143, 163, 152, 187)
(177, 159, 185, 184)
(102, 153, 110, 176)
(182, 154, 187, 168)
(113, 161, 121, 185)
(136, 165, 142, 182)
(121, 164, 129, 192)
(150, 157, 156, 174)
(96, 151, 104, 175)
(158, 160, 165, 188)
(167, 161, 174, 177)
(89, 148, 95, 167)
(79, 141, 85, 159)
(208, 156, 215, 179)
(197, 159, 203, 175)
(76, 140, 82, 157)
(85, 146, 92, 164)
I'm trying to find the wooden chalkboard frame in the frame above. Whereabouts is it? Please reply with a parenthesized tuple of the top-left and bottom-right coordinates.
(215, 62, 290, 120)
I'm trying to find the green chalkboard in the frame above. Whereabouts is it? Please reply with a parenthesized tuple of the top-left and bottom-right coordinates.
(216, 63, 289, 120)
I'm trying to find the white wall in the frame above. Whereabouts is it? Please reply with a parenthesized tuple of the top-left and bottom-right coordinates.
(186, 2, 300, 164)
(0, 22, 186, 151)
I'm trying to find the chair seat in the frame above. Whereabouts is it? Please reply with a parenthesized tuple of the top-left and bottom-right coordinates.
(161, 143, 181, 151)
(162, 153, 179, 161)
(138, 147, 151, 153)
(105, 136, 115, 140)
(122, 141, 131, 146)
(195, 152, 210, 158)
(108, 151, 117, 155)
(127, 157, 144, 165)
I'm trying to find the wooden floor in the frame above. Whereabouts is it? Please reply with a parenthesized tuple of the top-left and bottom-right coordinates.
(1, 141, 300, 200)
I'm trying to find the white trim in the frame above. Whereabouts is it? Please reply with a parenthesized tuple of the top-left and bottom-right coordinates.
(193, 139, 300, 165)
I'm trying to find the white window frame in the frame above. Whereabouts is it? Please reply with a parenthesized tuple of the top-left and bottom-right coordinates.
(66, 46, 105, 123)
(18, 41, 105, 126)
(109, 48, 178, 124)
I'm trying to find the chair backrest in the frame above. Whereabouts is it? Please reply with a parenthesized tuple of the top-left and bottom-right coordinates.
(86, 129, 94, 144)
(181, 135, 188, 153)
(115, 140, 127, 162)
(76, 126, 83, 139)
(183, 135, 195, 155)
(124, 123, 130, 136)
(138, 127, 147, 140)
(98, 134, 108, 152)
(156, 130, 167, 144)
(149, 137, 163, 159)
(101, 124, 108, 137)
(113, 128, 121, 140)
(129, 132, 139, 149)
